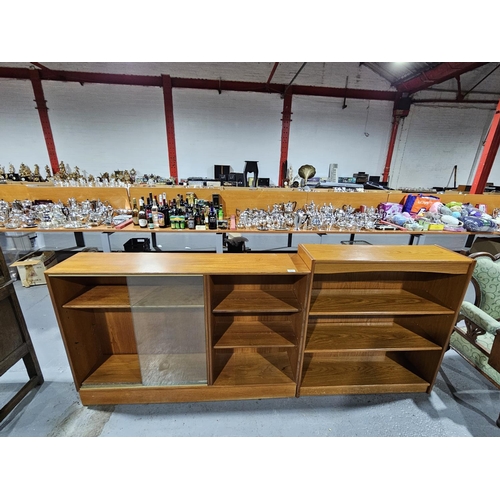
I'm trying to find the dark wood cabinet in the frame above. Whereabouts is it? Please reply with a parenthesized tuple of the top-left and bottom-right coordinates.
(0, 248, 44, 423)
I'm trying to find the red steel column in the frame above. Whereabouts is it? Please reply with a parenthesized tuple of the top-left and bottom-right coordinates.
(470, 99, 500, 194)
(279, 92, 293, 187)
(382, 116, 400, 183)
(162, 74, 178, 182)
(29, 69, 59, 174)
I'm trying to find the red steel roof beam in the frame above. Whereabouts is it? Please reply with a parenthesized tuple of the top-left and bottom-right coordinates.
(470, 99, 500, 194)
(396, 62, 488, 94)
(0, 67, 398, 101)
(267, 63, 279, 85)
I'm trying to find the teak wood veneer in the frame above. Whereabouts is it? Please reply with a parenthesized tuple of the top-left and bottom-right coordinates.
(45, 244, 475, 405)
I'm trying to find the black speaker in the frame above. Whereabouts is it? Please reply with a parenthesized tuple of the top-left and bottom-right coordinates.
(258, 178, 270, 187)
(214, 165, 230, 180)
(212, 194, 220, 208)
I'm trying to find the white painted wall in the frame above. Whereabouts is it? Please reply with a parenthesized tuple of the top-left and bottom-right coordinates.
(173, 89, 283, 181)
(43, 81, 168, 177)
(288, 95, 393, 180)
(0, 79, 49, 167)
(390, 103, 500, 189)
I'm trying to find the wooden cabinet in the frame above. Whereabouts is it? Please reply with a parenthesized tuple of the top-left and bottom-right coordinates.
(45, 252, 310, 405)
(0, 248, 44, 422)
(297, 244, 475, 396)
(45, 245, 474, 406)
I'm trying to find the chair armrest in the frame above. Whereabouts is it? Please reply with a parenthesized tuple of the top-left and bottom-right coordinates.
(461, 301, 500, 337)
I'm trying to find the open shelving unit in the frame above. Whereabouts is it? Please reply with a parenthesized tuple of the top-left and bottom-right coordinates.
(297, 244, 475, 397)
(207, 272, 310, 398)
(45, 245, 474, 406)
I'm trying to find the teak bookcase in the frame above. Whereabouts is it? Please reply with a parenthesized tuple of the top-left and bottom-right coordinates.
(44, 245, 475, 406)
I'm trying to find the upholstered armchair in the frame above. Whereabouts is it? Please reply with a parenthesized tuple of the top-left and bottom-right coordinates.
(451, 252, 500, 427)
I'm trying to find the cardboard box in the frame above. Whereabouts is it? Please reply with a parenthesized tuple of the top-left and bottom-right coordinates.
(10, 251, 57, 287)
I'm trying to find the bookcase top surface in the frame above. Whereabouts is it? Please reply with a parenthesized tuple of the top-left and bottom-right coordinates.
(45, 252, 310, 276)
(298, 244, 474, 264)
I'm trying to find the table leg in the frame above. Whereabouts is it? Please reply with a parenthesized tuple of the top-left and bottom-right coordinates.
(100, 232, 112, 253)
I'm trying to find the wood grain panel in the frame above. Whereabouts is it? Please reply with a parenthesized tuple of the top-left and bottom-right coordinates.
(305, 322, 441, 352)
(213, 352, 295, 385)
(214, 320, 296, 348)
(309, 289, 454, 315)
(213, 290, 300, 313)
(300, 355, 429, 394)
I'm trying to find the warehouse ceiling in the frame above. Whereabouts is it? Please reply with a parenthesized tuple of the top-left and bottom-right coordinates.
(1, 61, 499, 99)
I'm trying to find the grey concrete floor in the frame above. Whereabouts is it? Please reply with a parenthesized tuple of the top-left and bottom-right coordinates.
(1, 270, 499, 438)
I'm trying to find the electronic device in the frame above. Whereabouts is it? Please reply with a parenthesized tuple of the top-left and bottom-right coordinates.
(228, 173, 244, 187)
(206, 180, 221, 188)
(214, 165, 230, 180)
(258, 178, 270, 187)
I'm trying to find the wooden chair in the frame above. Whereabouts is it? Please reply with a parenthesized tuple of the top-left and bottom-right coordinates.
(451, 251, 500, 427)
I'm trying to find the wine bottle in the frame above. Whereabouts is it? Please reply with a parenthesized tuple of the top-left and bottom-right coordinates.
(132, 198, 139, 225)
(161, 196, 170, 228)
(138, 198, 148, 228)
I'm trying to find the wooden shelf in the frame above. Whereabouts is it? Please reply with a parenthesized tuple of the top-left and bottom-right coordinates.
(309, 288, 454, 316)
(63, 284, 204, 309)
(213, 352, 295, 386)
(64, 285, 131, 309)
(214, 320, 296, 348)
(213, 290, 301, 314)
(82, 354, 142, 385)
(300, 355, 429, 395)
(305, 322, 441, 352)
(132, 285, 204, 308)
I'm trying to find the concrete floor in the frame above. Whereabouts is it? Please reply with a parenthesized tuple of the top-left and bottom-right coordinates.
(1, 262, 499, 438)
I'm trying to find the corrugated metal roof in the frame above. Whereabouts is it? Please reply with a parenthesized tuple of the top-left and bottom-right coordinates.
(361, 62, 442, 86)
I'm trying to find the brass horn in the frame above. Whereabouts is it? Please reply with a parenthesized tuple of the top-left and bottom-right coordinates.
(298, 164, 316, 182)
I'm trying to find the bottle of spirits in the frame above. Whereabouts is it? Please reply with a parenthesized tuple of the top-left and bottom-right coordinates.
(138, 198, 148, 228)
(187, 207, 195, 229)
(147, 212, 154, 230)
(194, 205, 201, 227)
(208, 203, 217, 230)
(132, 198, 139, 225)
(152, 196, 159, 228)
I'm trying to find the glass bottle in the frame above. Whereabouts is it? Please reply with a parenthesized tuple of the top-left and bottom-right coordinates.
(152, 196, 159, 228)
(132, 198, 139, 225)
(161, 196, 170, 228)
(208, 203, 217, 230)
(138, 198, 148, 228)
